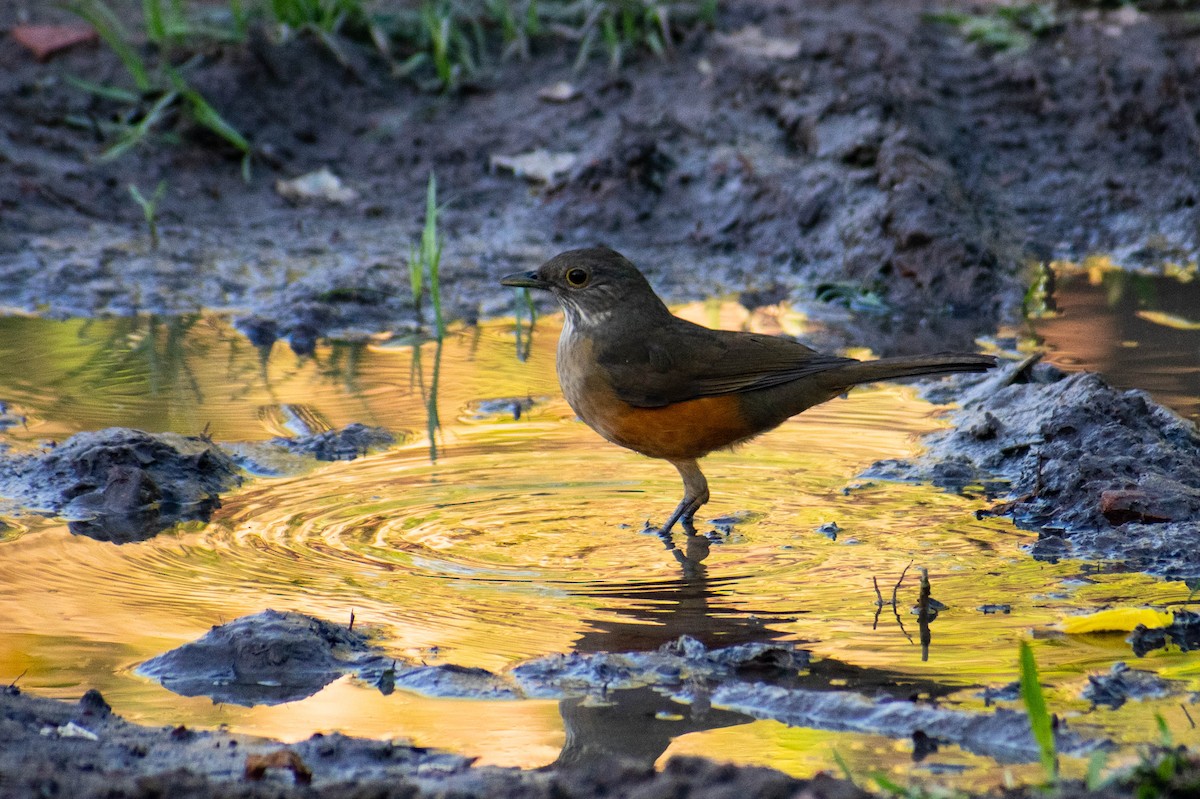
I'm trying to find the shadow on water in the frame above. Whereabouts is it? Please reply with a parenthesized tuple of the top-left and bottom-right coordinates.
(0, 299, 1198, 784)
(555, 531, 961, 771)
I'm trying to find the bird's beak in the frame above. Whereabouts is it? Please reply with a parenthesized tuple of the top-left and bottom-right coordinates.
(500, 271, 548, 289)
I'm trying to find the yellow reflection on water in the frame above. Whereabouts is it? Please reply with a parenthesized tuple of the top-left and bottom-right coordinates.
(0, 310, 1196, 785)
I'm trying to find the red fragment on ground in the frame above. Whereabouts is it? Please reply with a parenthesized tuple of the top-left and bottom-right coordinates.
(244, 749, 313, 785)
(11, 24, 98, 61)
(1099, 489, 1174, 525)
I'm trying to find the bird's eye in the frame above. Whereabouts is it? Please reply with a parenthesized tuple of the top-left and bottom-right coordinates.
(565, 268, 590, 287)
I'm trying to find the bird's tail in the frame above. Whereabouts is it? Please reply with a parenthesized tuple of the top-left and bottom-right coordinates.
(831, 353, 997, 388)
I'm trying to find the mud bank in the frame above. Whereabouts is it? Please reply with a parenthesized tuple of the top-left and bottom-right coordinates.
(3, 682, 878, 799)
(135, 610, 1097, 765)
(867, 359, 1200, 578)
(0, 424, 392, 542)
(3, 3, 1199, 352)
(9, 682, 1200, 799)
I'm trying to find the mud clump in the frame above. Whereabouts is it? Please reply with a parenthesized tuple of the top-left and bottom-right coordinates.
(1128, 610, 1200, 658)
(0, 424, 398, 539)
(868, 361, 1200, 577)
(0, 428, 241, 543)
(138, 610, 395, 706)
(511, 636, 809, 699)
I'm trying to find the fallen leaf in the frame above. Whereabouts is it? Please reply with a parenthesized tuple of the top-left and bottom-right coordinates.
(1060, 607, 1173, 635)
(11, 24, 98, 61)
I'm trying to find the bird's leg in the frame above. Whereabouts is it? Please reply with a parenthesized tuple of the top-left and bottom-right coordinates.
(659, 459, 709, 536)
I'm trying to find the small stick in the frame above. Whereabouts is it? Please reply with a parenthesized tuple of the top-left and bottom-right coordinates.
(872, 575, 884, 630)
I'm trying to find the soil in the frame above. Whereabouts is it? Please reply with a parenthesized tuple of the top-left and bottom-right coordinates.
(867, 358, 1200, 579)
(4, 0, 1200, 796)
(4, 1, 1199, 354)
(3, 681, 1199, 799)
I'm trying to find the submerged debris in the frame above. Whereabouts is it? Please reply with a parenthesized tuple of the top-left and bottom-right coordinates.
(1082, 662, 1177, 709)
(868, 361, 1200, 577)
(268, 423, 395, 462)
(466, 396, 540, 420)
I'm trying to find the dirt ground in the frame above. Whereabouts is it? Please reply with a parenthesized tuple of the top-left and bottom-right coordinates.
(4, 0, 1200, 796)
(4, 1, 1198, 354)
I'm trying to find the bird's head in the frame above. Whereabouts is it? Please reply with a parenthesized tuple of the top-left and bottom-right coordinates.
(500, 247, 669, 329)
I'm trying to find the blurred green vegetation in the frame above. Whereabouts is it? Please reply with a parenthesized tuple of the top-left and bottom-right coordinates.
(926, 4, 1057, 52)
(63, 0, 717, 164)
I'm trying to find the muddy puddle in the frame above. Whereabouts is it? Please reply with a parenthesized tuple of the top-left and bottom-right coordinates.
(1, 305, 1198, 790)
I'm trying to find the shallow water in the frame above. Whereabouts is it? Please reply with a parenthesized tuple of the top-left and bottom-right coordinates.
(1029, 258, 1200, 421)
(0, 307, 1197, 790)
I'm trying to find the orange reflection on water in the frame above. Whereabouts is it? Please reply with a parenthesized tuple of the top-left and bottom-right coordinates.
(0, 309, 1197, 785)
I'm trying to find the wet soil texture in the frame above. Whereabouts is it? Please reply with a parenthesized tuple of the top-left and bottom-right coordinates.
(869, 359, 1200, 578)
(3, 2, 1199, 354)
(0, 424, 391, 542)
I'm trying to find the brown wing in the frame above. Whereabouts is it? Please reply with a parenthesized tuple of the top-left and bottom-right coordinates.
(594, 316, 856, 408)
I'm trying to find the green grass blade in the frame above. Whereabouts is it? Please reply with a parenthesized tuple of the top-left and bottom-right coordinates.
(1086, 749, 1109, 791)
(1156, 713, 1173, 747)
(1018, 641, 1057, 783)
(409, 243, 423, 304)
(421, 173, 444, 339)
(870, 771, 907, 796)
(830, 748, 856, 785)
(164, 66, 250, 153)
(142, 0, 166, 43)
(99, 90, 177, 161)
(64, 74, 142, 103)
(66, 0, 153, 92)
(229, 0, 248, 39)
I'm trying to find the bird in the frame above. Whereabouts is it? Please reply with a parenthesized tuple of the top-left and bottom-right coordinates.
(501, 247, 997, 536)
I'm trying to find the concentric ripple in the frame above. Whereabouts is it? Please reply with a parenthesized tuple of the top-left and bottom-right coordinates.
(0, 310, 1196, 780)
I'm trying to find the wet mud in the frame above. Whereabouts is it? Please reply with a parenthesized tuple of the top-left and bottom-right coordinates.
(10, 679, 1200, 799)
(4, 0, 1200, 795)
(137, 609, 1103, 768)
(0, 424, 392, 542)
(0, 427, 240, 542)
(3, 3, 1199, 353)
(2, 683, 876, 799)
(868, 358, 1200, 578)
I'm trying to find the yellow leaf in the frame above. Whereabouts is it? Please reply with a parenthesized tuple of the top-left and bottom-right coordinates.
(1061, 607, 1173, 634)
(1135, 310, 1200, 331)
